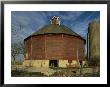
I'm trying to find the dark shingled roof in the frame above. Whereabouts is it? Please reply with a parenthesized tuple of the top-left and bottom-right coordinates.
(32, 24, 80, 37)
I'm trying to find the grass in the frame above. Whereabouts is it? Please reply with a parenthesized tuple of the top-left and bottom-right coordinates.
(11, 67, 100, 77)
(11, 70, 47, 77)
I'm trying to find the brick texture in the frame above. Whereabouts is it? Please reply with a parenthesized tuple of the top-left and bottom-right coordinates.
(24, 34, 85, 61)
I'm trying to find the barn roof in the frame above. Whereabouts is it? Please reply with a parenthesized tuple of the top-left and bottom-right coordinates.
(32, 24, 80, 37)
(25, 16, 85, 43)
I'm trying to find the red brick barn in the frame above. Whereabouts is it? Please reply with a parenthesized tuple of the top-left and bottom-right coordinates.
(23, 16, 86, 68)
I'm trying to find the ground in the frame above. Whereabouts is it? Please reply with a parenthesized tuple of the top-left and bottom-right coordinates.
(11, 65, 100, 77)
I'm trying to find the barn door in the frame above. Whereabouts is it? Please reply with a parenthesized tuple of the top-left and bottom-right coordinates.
(49, 60, 58, 67)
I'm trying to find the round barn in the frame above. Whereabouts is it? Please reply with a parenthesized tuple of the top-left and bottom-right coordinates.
(23, 16, 86, 68)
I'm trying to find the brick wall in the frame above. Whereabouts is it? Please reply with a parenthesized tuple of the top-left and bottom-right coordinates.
(25, 34, 85, 60)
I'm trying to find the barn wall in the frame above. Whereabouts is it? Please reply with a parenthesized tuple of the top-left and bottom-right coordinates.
(32, 36, 45, 59)
(45, 34, 64, 59)
(45, 34, 85, 60)
(24, 34, 85, 61)
(25, 35, 45, 60)
(63, 35, 85, 60)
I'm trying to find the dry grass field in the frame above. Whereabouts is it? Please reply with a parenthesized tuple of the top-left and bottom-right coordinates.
(11, 65, 100, 77)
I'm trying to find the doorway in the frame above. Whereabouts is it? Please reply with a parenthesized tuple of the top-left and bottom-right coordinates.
(49, 60, 58, 67)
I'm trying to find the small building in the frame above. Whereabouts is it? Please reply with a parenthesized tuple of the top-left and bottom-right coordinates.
(23, 16, 86, 68)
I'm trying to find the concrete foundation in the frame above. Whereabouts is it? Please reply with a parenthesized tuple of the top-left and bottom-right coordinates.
(23, 59, 84, 68)
(23, 60, 49, 67)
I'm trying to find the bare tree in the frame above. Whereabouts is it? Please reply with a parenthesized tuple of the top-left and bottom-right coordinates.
(11, 20, 25, 64)
(11, 43, 19, 64)
(11, 42, 25, 64)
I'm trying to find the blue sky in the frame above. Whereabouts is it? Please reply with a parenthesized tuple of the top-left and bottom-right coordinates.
(11, 11, 100, 54)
